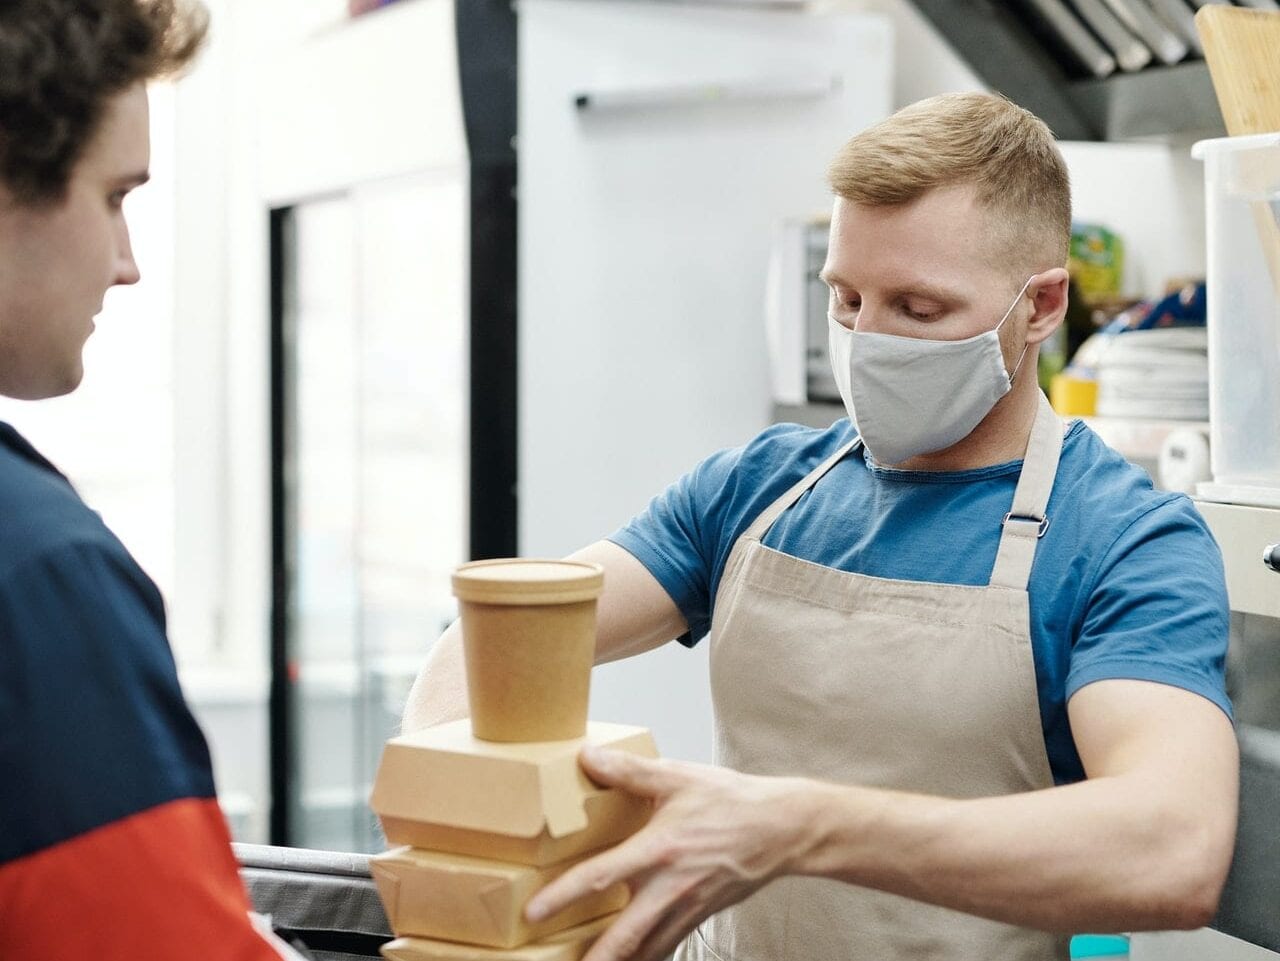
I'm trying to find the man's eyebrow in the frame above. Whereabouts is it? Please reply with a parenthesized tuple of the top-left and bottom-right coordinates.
(886, 281, 963, 304)
(817, 270, 963, 306)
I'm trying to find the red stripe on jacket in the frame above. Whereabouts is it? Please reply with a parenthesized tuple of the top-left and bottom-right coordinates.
(0, 796, 287, 960)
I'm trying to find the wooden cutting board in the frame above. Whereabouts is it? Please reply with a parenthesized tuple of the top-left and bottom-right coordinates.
(1196, 5, 1280, 136)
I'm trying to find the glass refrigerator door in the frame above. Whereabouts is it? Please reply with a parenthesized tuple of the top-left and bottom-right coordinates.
(284, 173, 467, 852)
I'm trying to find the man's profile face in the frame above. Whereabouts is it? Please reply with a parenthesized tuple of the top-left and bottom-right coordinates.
(0, 83, 150, 400)
(821, 185, 1029, 371)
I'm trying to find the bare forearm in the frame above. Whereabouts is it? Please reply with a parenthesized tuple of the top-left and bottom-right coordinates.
(401, 541, 685, 734)
(566, 541, 687, 663)
(791, 774, 1231, 933)
(401, 620, 468, 734)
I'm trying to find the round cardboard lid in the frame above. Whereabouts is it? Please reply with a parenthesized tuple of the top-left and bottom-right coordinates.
(452, 558, 604, 605)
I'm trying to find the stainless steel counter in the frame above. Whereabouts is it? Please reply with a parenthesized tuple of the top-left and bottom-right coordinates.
(1132, 929, 1280, 960)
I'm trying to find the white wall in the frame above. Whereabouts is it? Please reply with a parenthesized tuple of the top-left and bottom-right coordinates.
(1058, 139, 1206, 297)
(170, 0, 232, 670)
(825, 0, 986, 108)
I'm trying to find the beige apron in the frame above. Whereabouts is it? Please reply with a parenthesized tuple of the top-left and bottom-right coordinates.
(676, 394, 1071, 961)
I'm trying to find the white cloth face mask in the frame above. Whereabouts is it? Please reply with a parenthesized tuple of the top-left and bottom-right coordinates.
(828, 277, 1035, 465)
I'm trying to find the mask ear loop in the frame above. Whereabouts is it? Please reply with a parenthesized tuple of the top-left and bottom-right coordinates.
(996, 276, 1037, 386)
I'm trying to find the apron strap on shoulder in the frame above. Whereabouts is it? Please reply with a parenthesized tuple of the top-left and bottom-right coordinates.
(741, 435, 860, 544)
(990, 394, 1064, 590)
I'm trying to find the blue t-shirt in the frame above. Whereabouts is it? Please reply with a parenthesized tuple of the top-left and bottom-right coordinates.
(610, 418, 1231, 785)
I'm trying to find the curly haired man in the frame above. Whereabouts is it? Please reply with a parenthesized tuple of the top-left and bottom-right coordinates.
(0, 3, 306, 957)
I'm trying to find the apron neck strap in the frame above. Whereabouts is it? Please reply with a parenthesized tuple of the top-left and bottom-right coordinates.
(741, 435, 860, 543)
(989, 392, 1064, 590)
(740, 393, 1065, 582)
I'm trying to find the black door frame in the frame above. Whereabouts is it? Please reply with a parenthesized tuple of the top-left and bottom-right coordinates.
(267, 1, 518, 847)
(457, 0, 518, 561)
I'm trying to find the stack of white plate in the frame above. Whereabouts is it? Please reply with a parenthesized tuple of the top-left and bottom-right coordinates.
(1093, 327, 1208, 421)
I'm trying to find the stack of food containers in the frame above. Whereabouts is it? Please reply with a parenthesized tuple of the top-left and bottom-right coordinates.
(370, 560, 654, 960)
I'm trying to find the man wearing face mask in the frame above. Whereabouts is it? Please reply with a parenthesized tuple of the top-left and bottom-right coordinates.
(402, 93, 1236, 961)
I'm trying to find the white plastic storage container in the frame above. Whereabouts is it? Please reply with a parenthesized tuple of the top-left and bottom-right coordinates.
(1192, 132, 1280, 507)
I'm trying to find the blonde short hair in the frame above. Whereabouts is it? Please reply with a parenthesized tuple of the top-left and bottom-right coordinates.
(827, 92, 1072, 271)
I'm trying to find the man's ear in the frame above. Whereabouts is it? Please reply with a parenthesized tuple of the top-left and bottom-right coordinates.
(1024, 267, 1070, 347)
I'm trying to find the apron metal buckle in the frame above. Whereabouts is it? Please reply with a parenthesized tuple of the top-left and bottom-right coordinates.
(1003, 512, 1050, 538)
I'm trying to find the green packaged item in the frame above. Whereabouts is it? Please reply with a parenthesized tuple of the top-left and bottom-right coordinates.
(1069, 224, 1124, 300)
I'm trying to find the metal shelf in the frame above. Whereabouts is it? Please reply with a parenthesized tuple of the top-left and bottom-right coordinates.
(907, 0, 1226, 142)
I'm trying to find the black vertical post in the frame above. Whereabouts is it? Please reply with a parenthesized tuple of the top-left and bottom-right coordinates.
(268, 206, 294, 847)
(267, 6, 519, 846)
(456, 0, 518, 560)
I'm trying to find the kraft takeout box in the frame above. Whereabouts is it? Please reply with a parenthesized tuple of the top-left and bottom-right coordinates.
(370, 846, 628, 948)
(370, 719, 656, 866)
(380, 914, 617, 961)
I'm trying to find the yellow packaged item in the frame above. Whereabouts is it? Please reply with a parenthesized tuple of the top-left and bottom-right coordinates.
(1050, 373, 1098, 416)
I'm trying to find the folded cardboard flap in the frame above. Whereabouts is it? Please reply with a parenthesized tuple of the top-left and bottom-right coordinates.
(370, 847, 628, 948)
(377, 790, 650, 867)
(379, 913, 616, 961)
(536, 752, 606, 839)
(370, 720, 657, 842)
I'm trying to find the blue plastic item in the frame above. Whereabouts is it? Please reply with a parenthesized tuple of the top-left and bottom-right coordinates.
(1070, 933, 1130, 958)
(1098, 281, 1207, 337)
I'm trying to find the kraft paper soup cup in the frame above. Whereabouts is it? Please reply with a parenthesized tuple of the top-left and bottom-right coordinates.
(452, 559, 605, 743)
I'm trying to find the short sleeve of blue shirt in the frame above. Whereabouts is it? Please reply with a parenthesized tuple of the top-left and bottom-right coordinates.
(1066, 496, 1229, 713)
(610, 423, 829, 644)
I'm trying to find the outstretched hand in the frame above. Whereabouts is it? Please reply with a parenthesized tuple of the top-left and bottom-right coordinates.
(524, 746, 821, 961)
